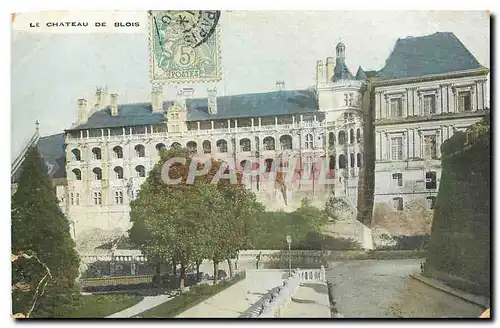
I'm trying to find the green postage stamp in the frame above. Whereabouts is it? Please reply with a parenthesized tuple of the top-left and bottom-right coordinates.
(148, 10, 222, 84)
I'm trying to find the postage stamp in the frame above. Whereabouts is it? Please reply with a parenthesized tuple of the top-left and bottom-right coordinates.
(148, 10, 222, 84)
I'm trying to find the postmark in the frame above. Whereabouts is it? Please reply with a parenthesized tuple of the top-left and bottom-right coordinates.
(148, 10, 221, 84)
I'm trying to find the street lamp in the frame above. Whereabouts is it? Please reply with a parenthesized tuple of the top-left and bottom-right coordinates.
(286, 235, 292, 278)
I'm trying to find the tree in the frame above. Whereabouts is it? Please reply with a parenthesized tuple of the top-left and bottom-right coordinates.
(129, 148, 265, 289)
(11, 147, 80, 317)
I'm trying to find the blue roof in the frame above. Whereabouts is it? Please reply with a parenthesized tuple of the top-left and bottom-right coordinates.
(377, 32, 485, 80)
(68, 89, 319, 131)
(333, 60, 354, 82)
(355, 66, 368, 80)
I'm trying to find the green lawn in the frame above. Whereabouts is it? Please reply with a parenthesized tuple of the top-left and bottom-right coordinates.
(60, 294, 143, 318)
(136, 276, 244, 318)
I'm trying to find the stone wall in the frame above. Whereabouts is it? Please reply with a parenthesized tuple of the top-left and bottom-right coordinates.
(424, 119, 490, 296)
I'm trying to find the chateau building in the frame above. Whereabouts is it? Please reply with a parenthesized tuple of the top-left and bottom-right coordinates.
(11, 32, 489, 250)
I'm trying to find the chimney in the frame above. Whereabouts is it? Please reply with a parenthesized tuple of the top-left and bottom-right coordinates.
(276, 80, 285, 91)
(110, 93, 118, 116)
(316, 60, 325, 84)
(208, 87, 217, 114)
(151, 84, 163, 112)
(326, 57, 335, 82)
(77, 98, 88, 123)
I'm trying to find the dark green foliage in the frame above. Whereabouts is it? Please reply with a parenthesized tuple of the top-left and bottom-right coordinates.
(376, 235, 430, 251)
(425, 117, 490, 296)
(11, 146, 80, 317)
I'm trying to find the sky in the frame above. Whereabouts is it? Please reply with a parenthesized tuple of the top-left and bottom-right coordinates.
(10, 10, 490, 159)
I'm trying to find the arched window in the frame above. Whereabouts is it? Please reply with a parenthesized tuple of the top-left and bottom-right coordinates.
(93, 191, 102, 205)
(350, 129, 355, 144)
(216, 139, 228, 153)
(357, 153, 362, 167)
(92, 167, 102, 180)
(135, 144, 145, 157)
(71, 148, 81, 161)
(329, 155, 335, 170)
(338, 131, 347, 145)
(263, 137, 275, 151)
(328, 132, 335, 146)
(115, 190, 123, 204)
(339, 154, 347, 169)
(113, 146, 123, 159)
(156, 143, 166, 154)
(350, 153, 355, 168)
(305, 133, 314, 149)
(114, 166, 124, 179)
(187, 141, 197, 153)
(136, 165, 146, 178)
(202, 140, 211, 154)
(264, 159, 274, 173)
(356, 128, 361, 143)
(92, 147, 102, 160)
(279, 135, 293, 150)
(171, 142, 181, 149)
(72, 168, 82, 180)
(240, 138, 251, 152)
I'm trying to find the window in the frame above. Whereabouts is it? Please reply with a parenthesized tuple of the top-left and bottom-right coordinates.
(458, 91, 471, 112)
(426, 171, 437, 190)
(216, 139, 228, 153)
(70, 193, 74, 205)
(357, 153, 362, 168)
(114, 166, 124, 179)
(356, 129, 361, 143)
(392, 173, 403, 187)
(92, 147, 102, 160)
(424, 135, 437, 159)
(393, 197, 403, 211)
(263, 137, 275, 151)
(240, 138, 251, 152)
(279, 135, 293, 150)
(305, 134, 314, 149)
(328, 132, 335, 146)
(350, 129, 355, 144)
(338, 154, 347, 169)
(93, 191, 102, 205)
(72, 169, 82, 180)
(93, 167, 102, 180)
(115, 190, 123, 204)
(423, 95, 436, 115)
(136, 165, 146, 178)
(390, 98, 403, 117)
(344, 113, 349, 121)
(348, 93, 354, 106)
(202, 140, 211, 154)
(135, 145, 145, 157)
(172, 125, 180, 133)
(350, 153, 355, 168)
(71, 149, 81, 161)
(187, 141, 198, 153)
(113, 146, 123, 159)
(344, 94, 349, 106)
(171, 142, 181, 149)
(426, 196, 436, 210)
(171, 113, 179, 120)
(76, 193, 80, 205)
(338, 131, 347, 145)
(391, 137, 403, 161)
(156, 143, 166, 154)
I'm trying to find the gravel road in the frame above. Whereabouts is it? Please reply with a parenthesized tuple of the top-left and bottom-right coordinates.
(326, 259, 422, 318)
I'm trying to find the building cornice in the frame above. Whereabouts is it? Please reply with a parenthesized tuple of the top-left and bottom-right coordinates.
(374, 110, 488, 127)
(374, 68, 490, 87)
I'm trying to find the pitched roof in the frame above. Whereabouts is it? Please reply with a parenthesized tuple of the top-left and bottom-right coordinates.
(68, 89, 319, 130)
(333, 61, 354, 82)
(11, 133, 67, 183)
(377, 32, 485, 80)
(355, 66, 368, 80)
